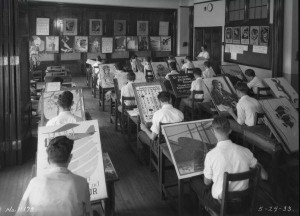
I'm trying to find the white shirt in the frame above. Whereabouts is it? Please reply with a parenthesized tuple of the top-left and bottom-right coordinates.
(120, 81, 136, 106)
(202, 67, 216, 79)
(143, 62, 152, 74)
(247, 76, 266, 94)
(236, 95, 264, 126)
(16, 167, 91, 216)
(165, 70, 179, 80)
(135, 71, 146, 83)
(150, 104, 184, 135)
(114, 71, 128, 89)
(46, 111, 82, 126)
(197, 51, 210, 59)
(190, 77, 204, 100)
(182, 62, 195, 73)
(204, 140, 257, 200)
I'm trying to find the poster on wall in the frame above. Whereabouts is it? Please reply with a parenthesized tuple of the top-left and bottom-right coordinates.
(241, 26, 249, 45)
(60, 36, 74, 53)
(89, 36, 101, 53)
(45, 36, 59, 53)
(160, 36, 172, 51)
(36, 18, 49, 35)
(114, 20, 126, 36)
(114, 36, 126, 52)
(137, 21, 148, 36)
(63, 18, 77, 35)
(102, 37, 113, 53)
(149, 36, 161, 51)
(138, 36, 149, 51)
(89, 19, 103, 36)
(74, 36, 88, 52)
(259, 26, 269, 46)
(250, 26, 259, 45)
(29, 36, 45, 68)
(225, 27, 232, 43)
(232, 27, 240, 44)
(159, 21, 169, 36)
(126, 36, 138, 51)
(151, 62, 170, 79)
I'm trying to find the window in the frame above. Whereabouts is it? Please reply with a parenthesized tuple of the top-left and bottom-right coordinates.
(228, 0, 245, 21)
(249, 0, 268, 19)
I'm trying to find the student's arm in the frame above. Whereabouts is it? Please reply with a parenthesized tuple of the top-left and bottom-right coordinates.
(228, 103, 245, 125)
(140, 123, 158, 140)
(203, 154, 213, 186)
(257, 162, 268, 180)
(204, 176, 213, 186)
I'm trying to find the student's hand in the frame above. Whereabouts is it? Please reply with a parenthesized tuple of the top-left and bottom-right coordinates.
(227, 107, 234, 115)
(140, 123, 147, 132)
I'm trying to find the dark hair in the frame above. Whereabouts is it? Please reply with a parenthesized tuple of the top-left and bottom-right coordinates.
(157, 91, 171, 102)
(235, 81, 249, 93)
(168, 55, 175, 60)
(145, 56, 151, 62)
(211, 116, 231, 134)
(127, 72, 136, 81)
(204, 61, 211, 68)
(212, 79, 220, 87)
(185, 56, 192, 61)
(202, 45, 208, 50)
(97, 56, 102, 61)
(46, 136, 74, 164)
(193, 68, 202, 77)
(114, 62, 123, 70)
(57, 91, 73, 109)
(245, 69, 256, 77)
(130, 54, 137, 60)
(51, 77, 64, 84)
(169, 61, 177, 70)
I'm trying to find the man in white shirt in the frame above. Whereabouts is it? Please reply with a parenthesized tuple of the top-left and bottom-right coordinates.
(46, 91, 82, 126)
(114, 62, 128, 89)
(16, 136, 91, 216)
(165, 61, 179, 80)
(197, 45, 210, 60)
(118, 72, 136, 112)
(202, 61, 216, 79)
(181, 56, 195, 74)
(190, 116, 268, 214)
(244, 69, 267, 95)
(228, 82, 264, 126)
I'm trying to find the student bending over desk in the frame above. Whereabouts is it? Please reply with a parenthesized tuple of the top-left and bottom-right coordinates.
(202, 61, 216, 79)
(244, 69, 267, 95)
(181, 56, 195, 74)
(16, 136, 91, 216)
(165, 61, 179, 80)
(119, 72, 136, 112)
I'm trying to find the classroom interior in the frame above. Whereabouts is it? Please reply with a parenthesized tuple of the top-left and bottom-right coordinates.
(0, 0, 299, 215)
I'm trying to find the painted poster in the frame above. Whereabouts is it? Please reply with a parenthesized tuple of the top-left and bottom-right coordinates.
(159, 21, 169, 36)
(260, 98, 299, 154)
(225, 27, 232, 43)
(137, 21, 148, 36)
(89, 19, 102, 36)
(241, 26, 250, 45)
(232, 26, 240, 44)
(149, 36, 161, 51)
(264, 77, 298, 109)
(160, 36, 172, 51)
(74, 36, 88, 52)
(133, 82, 165, 125)
(37, 120, 108, 201)
(60, 36, 74, 53)
(161, 119, 217, 179)
(126, 36, 138, 51)
(114, 36, 126, 52)
(259, 26, 269, 46)
(41, 88, 85, 126)
(220, 64, 247, 86)
(102, 37, 113, 53)
(36, 18, 49, 35)
(250, 26, 259, 45)
(99, 64, 116, 88)
(138, 36, 149, 51)
(45, 36, 59, 53)
(151, 62, 170, 80)
(192, 60, 205, 72)
(114, 20, 126, 36)
(89, 36, 101, 53)
(63, 18, 77, 36)
(29, 36, 45, 68)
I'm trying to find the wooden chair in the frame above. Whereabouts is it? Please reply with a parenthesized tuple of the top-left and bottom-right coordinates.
(145, 69, 154, 82)
(113, 79, 121, 130)
(256, 87, 272, 100)
(119, 96, 137, 134)
(184, 90, 204, 120)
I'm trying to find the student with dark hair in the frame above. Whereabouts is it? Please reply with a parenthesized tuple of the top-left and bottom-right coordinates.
(165, 61, 179, 80)
(202, 61, 216, 78)
(51, 76, 64, 84)
(143, 56, 152, 74)
(244, 69, 266, 94)
(119, 72, 136, 111)
(181, 56, 195, 74)
(167, 55, 176, 65)
(138, 91, 184, 147)
(228, 82, 264, 126)
(130, 54, 138, 72)
(16, 136, 91, 216)
(114, 61, 128, 89)
(197, 44, 210, 60)
(46, 91, 82, 126)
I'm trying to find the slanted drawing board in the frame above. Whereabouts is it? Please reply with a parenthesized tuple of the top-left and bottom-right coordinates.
(45, 82, 61, 92)
(151, 62, 170, 80)
(175, 56, 185, 71)
(168, 74, 192, 98)
(220, 64, 247, 86)
(37, 120, 107, 201)
(161, 119, 217, 179)
(192, 60, 205, 72)
(99, 64, 116, 88)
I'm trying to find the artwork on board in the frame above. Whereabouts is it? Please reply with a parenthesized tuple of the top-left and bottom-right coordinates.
(137, 21, 148, 36)
(161, 119, 217, 179)
(138, 36, 149, 51)
(232, 26, 240, 44)
(36, 18, 50, 35)
(126, 36, 138, 51)
(88, 36, 101, 53)
(263, 77, 299, 109)
(250, 26, 259, 45)
(259, 26, 269, 46)
(29, 36, 45, 68)
(114, 20, 126, 36)
(160, 36, 172, 51)
(89, 19, 102, 36)
(99, 64, 116, 88)
(151, 62, 170, 80)
(149, 36, 161, 51)
(63, 18, 77, 36)
(175, 56, 186, 71)
(60, 36, 74, 53)
(114, 36, 126, 52)
(45, 36, 59, 53)
(241, 26, 250, 45)
(225, 27, 232, 43)
(220, 64, 247, 86)
(74, 36, 88, 52)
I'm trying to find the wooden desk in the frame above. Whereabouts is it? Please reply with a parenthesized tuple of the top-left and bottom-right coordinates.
(126, 110, 140, 156)
(99, 85, 114, 111)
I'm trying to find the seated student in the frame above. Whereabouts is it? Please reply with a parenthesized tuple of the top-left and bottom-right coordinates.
(167, 54, 176, 64)
(138, 91, 184, 147)
(244, 69, 267, 95)
(46, 91, 82, 126)
(165, 61, 179, 80)
(202, 61, 216, 79)
(190, 116, 267, 214)
(118, 72, 136, 112)
(130, 54, 138, 72)
(181, 56, 195, 74)
(16, 136, 91, 216)
(114, 62, 128, 89)
(143, 56, 152, 75)
(228, 82, 264, 127)
(134, 69, 146, 83)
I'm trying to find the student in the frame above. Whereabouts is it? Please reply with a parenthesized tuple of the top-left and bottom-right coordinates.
(190, 116, 267, 214)
(138, 91, 184, 147)
(143, 56, 152, 75)
(197, 45, 210, 60)
(244, 69, 267, 95)
(202, 61, 216, 78)
(130, 54, 138, 72)
(16, 136, 91, 216)
(167, 55, 176, 64)
(46, 91, 82, 126)
(119, 72, 136, 111)
(181, 56, 195, 74)
(165, 61, 179, 80)
(114, 62, 128, 89)
(228, 82, 264, 127)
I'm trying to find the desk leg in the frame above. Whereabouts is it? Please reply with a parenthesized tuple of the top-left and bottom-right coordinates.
(271, 150, 281, 202)
(128, 115, 131, 143)
(178, 179, 183, 216)
(102, 89, 105, 111)
(104, 182, 115, 216)
(159, 149, 165, 200)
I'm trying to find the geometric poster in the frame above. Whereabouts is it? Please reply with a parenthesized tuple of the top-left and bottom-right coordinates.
(46, 36, 59, 53)
(151, 62, 170, 80)
(161, 119, 217, 179)
(37, 120, 108, 201)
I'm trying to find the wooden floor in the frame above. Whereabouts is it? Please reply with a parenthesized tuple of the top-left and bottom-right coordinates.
(0, 76, 298, 216)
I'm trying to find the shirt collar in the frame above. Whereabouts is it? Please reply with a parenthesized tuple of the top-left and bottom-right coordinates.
(59, 111, 72, 115)
(48, 166, 70, 174)
(216, 139, 233, 148)
(196, 77, 202, 81)
(239, 95, 249, 101)
(162, 104, 173, 109)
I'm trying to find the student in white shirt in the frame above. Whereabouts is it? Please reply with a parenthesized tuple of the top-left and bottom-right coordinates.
(130, 54, 138, 72)
(181, 56, 195, 74)
(16, 136, 91, 216)
(167, 55, 176, 65)
(138, 91, 184, 147)
(190, 116, 268, 214)
(197, 45, 210, 60)
(165, 61, 179, 80)
(118, 72, 136, 112)
(114, 62, 128, 89)
(46, 91, 82, 126)
(143, 56, 152, 75)
(244, 69, 267, 95)
(228, 82, 264, 126)
(202, 61, 216, 79)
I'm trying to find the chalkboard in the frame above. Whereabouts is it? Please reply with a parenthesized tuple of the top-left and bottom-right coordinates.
(168, 74, 192, 98)
(220, 64, 247, 86)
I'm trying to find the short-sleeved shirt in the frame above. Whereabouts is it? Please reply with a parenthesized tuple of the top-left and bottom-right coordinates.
(236, 95, 264, 126)
(165, 70, 179, 80)
(120, 81, 136, 106)
(197, 51, 210, 59)
(143, 62, 152, 74)
(247, 76, 266, 94)
(182, 62, 195, 73)
(150, 104, 184, 135)
(46, 111, 82, 126)
(135, 71, 146, 83)
(204, 140, 257, 200)
(202, 67, 216, 79)
(190, 77, 204, 100)
(114, 70, 128, 89)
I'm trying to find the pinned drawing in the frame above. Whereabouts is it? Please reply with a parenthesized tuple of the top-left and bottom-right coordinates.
(46, 36, 59, 53)
(151, 62, 170, 80)
(88, 36, 101, 53)
(250, 26, 259, 45)
(138, 36, 149, 51)
(63, 18, 77, 36)
(29, 36, 45, 69)
(114, 20, 126, 36)
(220, 64, 247, 86)
(137, 21, 148, 36)
(232, 27, 240, 44)
(114, 36, 126, 52)
(126, 36, 138, 51)
(60, 36, 74, 53)
(74, 36, 88, 52)
(89, 19, 102, 36)
(160, 36, 171, 51)
(99, 64, 116, 88)
(225, 27, 232, 43)
(149, 36, 161, 51)
(241, 26, 250, 45)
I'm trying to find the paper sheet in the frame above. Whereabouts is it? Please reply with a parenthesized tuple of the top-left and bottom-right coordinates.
(230, 52, 237, 60)
(225, 44, 230, 53)
(253, 45, 268, 54)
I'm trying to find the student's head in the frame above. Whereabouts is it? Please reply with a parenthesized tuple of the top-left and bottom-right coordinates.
(157, 91, 171, 104)
(127, 72, 136, 82)
(244, 69, 256, 81)
(46, 136, 74, 165)
(145, 56, 151, 63)
(212, 79, 222, 90)
(193, 68, 202, 78)
(97, 56, 102, 62)
(235, 81, 249, 97)
(211, 116, 232, 140)
(168, 55, 175, 60)
(185, 56, 192, 62)
(57, 91, 73, 111)
(130, 54, 137, 60)
(204, 61, 211, 68)
(169, 61, 177, 70)
(114, 62, 123, 71)
(103, 65, 110, 75)
(201, 45, 207, 51)
(51, 77, 63, 84)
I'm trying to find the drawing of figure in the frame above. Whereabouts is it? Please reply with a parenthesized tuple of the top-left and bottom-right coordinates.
(271, 78, 297, 103)
(211, 79, 237, 110)
(275, 105, 296, 128)
(260, 27, 269, 44)
(102, 65, 113, 85)
(48, 36, 56, 51)
(92, 21, 100, 32)
(139, 22, 146, 33)
(226, 28, 232, 40)
(156, 64, 167, 78)
(242, 27, 249, 39)
(29, 36, 45, 69)
(250, 27, 259, 43)
(66, 20, 74, 31)
(138, 36, 148, 50)
(60, 36, 73, 53)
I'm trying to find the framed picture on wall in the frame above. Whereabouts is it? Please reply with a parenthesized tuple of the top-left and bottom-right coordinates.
(114, 20, 126, 36)
(89, 36, 101, 53)
(160, 36, 171, 51)
(137, 21, 148, 36)
(89, 19, 103, 36)
(45, 36, 59, 53)
(74, 36, 88, 52)
(232, 26, 240, 44)
(102, 37, 113, 53)
(114, 36, 126, 52)
(259, 26, 269, 46)
(159, 21, 169, 36)
(60, 36, 74, 53)
(63, 18, 77, 35)
(225, 27, 232, 43)
(138, 36, 149, 51)
(250, 26, 259, 45)
(126, 36, 138, 51)
(149, 36, 161, 51)
(241, 26, 249, 45)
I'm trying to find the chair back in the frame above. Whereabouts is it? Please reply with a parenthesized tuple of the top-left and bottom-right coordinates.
(220, 166, 261, 216)
(191, 90, 204, 120)
(121, 96, 137, 114)
(113, 78, 121, 104)
(256, 87, 272, 100)
(145, 69, 154, 82)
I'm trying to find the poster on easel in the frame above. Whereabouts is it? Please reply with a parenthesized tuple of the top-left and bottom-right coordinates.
(99, 64, 116, 88)
(151, 62, 169, 80)
(220, 64, 247, 86)
(36, 18, 49, 35)
(37, 120, 108, 201)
